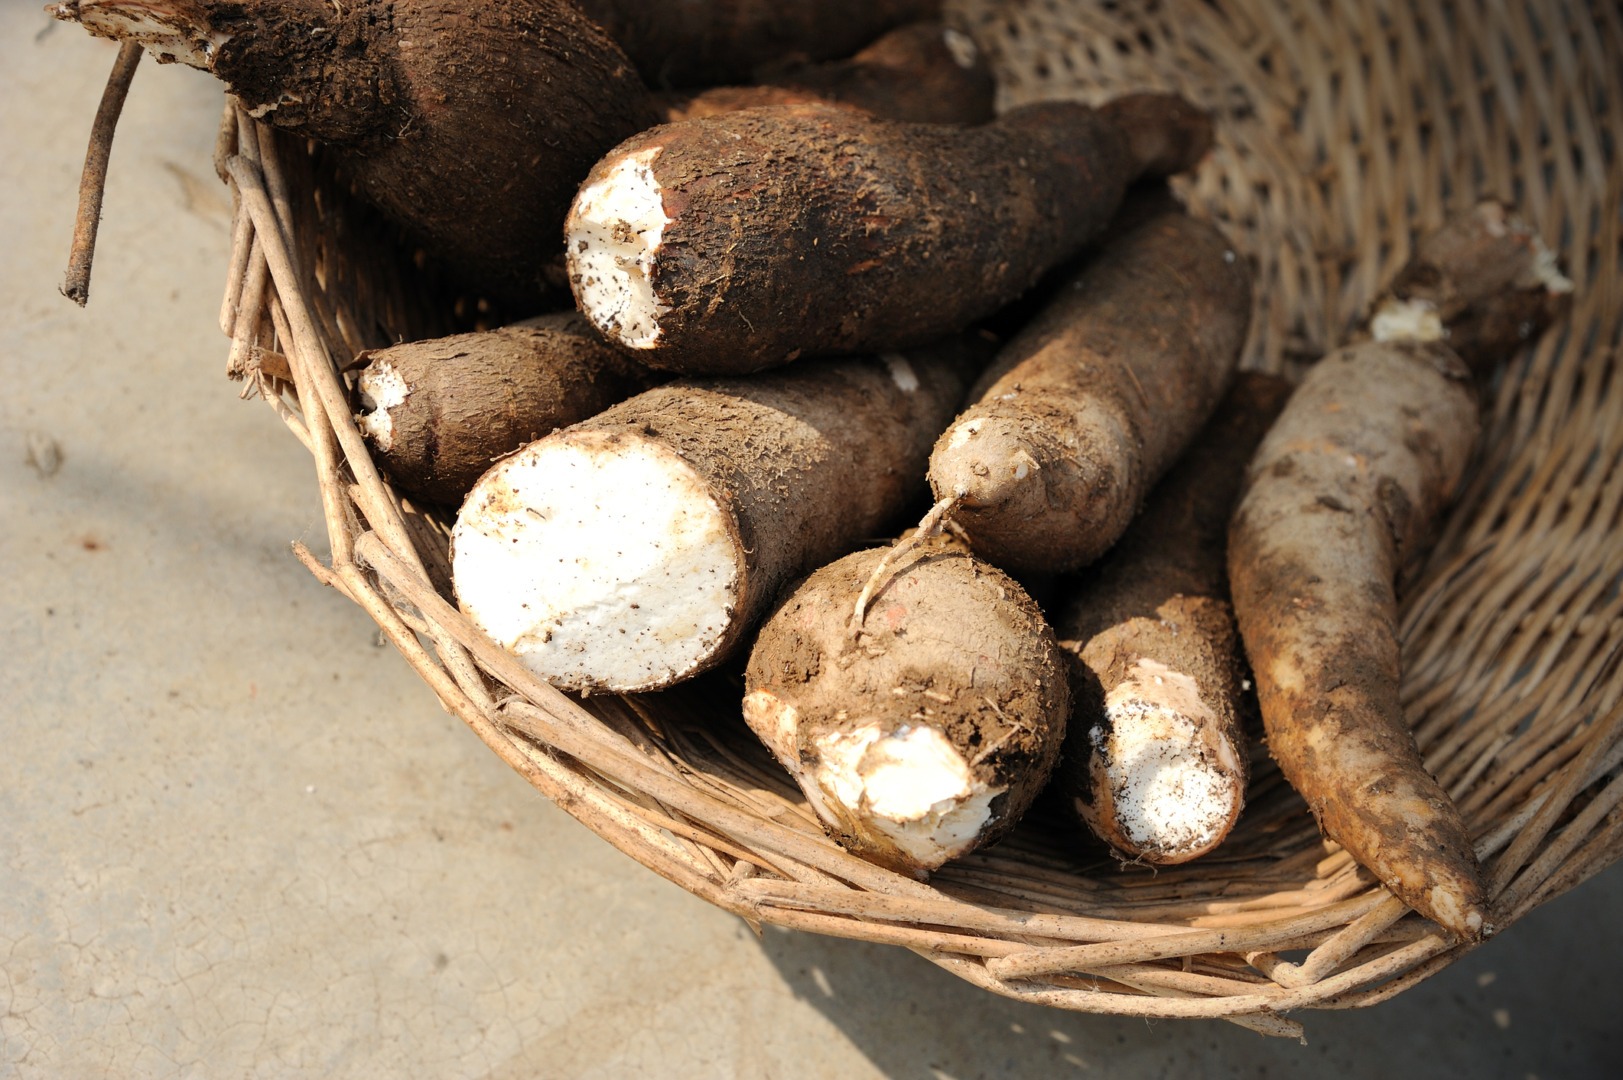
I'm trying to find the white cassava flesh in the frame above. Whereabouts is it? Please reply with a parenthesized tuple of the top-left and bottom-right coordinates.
(1370, 298, 1445, 345)
(740, 690, 1005, 870)
(566, 148, 670, 349)
(354, 359, 410, 452)
(451, 431, 740, 692)
(812, 723, 1005, 868)
(1087, 658, 1243, 858)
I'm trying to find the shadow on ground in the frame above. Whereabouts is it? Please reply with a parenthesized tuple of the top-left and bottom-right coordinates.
(753, 861, 1623, 1079)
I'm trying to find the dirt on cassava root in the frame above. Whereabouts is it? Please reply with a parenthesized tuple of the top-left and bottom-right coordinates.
(56, 0, 658, 310)
(566, 94, 1212, 374)
(744, 533, 1069, 876)
(928, 198, 1251, 575)
(353, 313, 663, 508)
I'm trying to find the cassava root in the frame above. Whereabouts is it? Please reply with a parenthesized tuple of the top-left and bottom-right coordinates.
(927, 197, 1251, 574)
(451, 342, 986, 694)
(354, 313, 663, 508)
(1228, 202, 1572, 940)
(566, 94, 1212, 374)
(657, 22, 993, 126)
(1055, 372, 1291, 864)
(744, 533, 1069, 875)
(56, 0, 658, 309)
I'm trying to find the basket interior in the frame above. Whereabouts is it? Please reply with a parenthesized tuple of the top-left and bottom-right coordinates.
(212, 0, 1623, 1033)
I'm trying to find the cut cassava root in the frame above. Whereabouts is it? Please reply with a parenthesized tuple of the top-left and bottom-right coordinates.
(450, 343, 986, 694)
(565, 94, 1212, 374)
(1055, 372, 1291, 865)
(353, 313, 662, 508)
(927, 199, 1252, 574)
(55, 0, 658, 309)
(744, 534, 1069, 876)
(1228, 203, 1572, 941)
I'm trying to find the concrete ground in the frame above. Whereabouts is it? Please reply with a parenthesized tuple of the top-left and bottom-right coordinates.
(3, 12, 1619, 1078)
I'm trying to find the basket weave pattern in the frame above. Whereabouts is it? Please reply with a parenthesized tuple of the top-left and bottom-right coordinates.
(212, 0, 1622, 1035)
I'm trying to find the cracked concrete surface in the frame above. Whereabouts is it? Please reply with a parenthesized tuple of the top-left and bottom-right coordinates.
(3, 10, 1621, 1078)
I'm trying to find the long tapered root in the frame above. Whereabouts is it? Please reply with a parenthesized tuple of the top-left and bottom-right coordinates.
(1228, 342, 1489, 938)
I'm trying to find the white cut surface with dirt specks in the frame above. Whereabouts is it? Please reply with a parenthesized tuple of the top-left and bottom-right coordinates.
(811, 723, 1004, 868)
(450, 430, 740, 692)
(567, 148, 671, 349)
(1097, 658, 1240, 854)
(355, 359, 409, 452)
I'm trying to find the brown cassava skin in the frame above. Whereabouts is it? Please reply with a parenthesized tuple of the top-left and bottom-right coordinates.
(658, 22, 994, 125)
(744, 535, 1069, 875)
(355, 314, 661, 508)
(1056, 373, 1290, 863)
(1228, 341, 1488, 937)
(58, 0, 657, 309)
(1227, 202, 1571, 941)
(573, 0, 942, 87)
(568, 95, 1212, 374)
(656, 84, 844, 124)
(1361, 201, 1572, 375)
(928, 204, 1251, 575)
(756, 21, 995, 125)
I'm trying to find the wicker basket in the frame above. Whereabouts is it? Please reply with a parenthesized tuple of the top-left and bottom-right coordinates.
(210, 0, 1622, 1038)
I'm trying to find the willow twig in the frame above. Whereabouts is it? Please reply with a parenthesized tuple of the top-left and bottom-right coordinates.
(62, 42, 143, 306)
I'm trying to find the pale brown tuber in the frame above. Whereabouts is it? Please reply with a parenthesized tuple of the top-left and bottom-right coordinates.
(1228, 201, 1572, 940)
(1055, 372, 1291, 864)
(744, 534, 1069, 875)
(927, 199, 1251, 575)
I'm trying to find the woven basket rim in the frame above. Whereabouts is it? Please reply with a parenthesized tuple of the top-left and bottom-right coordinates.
(206, 0, 1623, 1037)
